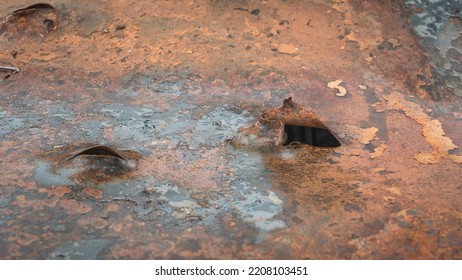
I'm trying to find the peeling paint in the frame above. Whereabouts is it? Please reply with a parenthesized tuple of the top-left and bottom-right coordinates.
(384, 92, 462, 164)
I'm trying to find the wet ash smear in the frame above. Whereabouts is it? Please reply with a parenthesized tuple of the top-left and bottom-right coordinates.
(48, 239, 115, 260)
(98, 170, 285, 236)
(34, 162, 76, 187)
(30, 86, 287, 237)
(406, 0, 462, 98)
(226, 150, 286, 233)
(0, 110, 24, 137)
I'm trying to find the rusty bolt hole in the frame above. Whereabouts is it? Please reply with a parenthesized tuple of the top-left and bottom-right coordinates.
(283, 124, 341, 147)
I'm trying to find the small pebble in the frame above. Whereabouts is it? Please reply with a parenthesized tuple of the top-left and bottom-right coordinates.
(144, 186, 155, 195)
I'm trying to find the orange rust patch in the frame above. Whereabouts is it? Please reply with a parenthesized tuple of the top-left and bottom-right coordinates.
(77, 216, 109, 229)
(44, 186, 72, 198)
(58, 199, 91, 214)
(139, 147, 226, 192)
(1, 0, 462, 260)
(82, 187, 103, 199)
(104, 203, 120, 213)
(12, 195, 43, 211)
(9, 232, 39, 246)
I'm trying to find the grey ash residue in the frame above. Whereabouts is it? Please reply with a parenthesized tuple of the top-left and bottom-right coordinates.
(406, 0, 462, 98)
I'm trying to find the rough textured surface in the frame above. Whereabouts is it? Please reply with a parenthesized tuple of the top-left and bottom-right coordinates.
(1, 0, 461, 259)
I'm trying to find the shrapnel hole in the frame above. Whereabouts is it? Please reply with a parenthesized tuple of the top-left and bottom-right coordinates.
(283, 124, 341, 147)
(66, 145, 127, 161)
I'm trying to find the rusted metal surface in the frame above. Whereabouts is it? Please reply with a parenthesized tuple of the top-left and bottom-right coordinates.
(1, 0, 461, 259)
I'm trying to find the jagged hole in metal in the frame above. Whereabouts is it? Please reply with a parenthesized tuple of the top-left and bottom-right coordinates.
(283, 124, 341, 147)
(66, 146, 127, 161)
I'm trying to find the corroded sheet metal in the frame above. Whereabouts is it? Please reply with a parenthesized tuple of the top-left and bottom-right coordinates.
(1, 0, 461, 259)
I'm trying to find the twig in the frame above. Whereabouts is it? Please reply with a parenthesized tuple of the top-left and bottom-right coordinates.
(0, 66, 20, 72)
(99, 197, 149, 204)
(112, 197, 139, 203)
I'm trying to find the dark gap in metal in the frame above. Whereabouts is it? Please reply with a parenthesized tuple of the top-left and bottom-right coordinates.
(283, 124, 341, 147)
(66, 145, 127, 161)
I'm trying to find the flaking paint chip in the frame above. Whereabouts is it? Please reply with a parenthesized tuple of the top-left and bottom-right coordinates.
(370, 143, 387, 159)
(384, 92, 462, 164)
(327, 79, 347, 96)
(277, 43, 299, 55)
